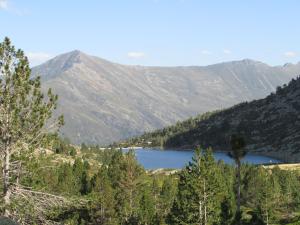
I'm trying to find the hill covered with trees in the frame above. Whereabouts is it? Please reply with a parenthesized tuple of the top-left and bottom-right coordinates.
(121, 76, 300, 162)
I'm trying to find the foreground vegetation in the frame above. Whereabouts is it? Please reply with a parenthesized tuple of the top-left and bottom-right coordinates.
(8, 139, 300, 225)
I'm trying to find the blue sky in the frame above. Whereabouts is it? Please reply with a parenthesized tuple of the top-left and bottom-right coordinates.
(0, 0, 300, 66)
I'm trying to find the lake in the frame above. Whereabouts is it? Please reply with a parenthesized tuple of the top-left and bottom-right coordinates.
(123, 148, 282, 169)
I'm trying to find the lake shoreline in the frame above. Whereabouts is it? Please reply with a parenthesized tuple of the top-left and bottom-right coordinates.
(123, 147, 282, 169)
(134, 146, 286, 164)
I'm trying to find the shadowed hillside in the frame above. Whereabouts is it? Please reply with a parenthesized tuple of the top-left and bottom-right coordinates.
(123, 77, 300, 162)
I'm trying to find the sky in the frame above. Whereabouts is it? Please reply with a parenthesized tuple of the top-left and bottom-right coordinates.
(0, 0, 300, 67)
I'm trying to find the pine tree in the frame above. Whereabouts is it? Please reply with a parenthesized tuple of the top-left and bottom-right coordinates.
(168, 148, 226, 225)
(159, 177, 177, 223)
(107, 150, 124, 187)
(137, 185, 156, 225)
(228, 134, 246, 222)
(272, 167, 300, 213)
(220, 197, 234, 225)
(80, 170, 89, 195)
(109, 150, 143, 224)
(57, 163, 74, 194)
(218, 161, 236, 224)
(151, 176, 161, 216)
(0, 37, 63, 218)
(258, 170, 281, 225)
(72, 158, 85, 195)
(90, 167, 117, 225)
(243, 166, 281, 225)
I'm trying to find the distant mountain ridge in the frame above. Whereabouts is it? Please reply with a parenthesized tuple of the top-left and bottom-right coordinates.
(32, 51, 300, 145)
(124, 77, 300, 162)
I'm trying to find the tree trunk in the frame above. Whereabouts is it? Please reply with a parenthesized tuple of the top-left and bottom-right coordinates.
(3, 146, 11, 217)
(129, 188, 133, 217)
(204, 205, 207, 225)
(265, 196, 269, 225)
(204, 180, 207, 225)
(237, 160, 241, 215)
(198, 200, 202, 225)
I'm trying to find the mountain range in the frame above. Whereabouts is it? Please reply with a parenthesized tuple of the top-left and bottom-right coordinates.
(124, 76, 300, 162)
(32, 51, 300, 145)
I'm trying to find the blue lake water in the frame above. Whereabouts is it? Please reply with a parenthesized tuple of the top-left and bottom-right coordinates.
(123, 148, 281, 169)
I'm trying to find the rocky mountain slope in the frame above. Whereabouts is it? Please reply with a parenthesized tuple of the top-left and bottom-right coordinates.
(126, 77, 300, 162)
(32, 51, 300, 144)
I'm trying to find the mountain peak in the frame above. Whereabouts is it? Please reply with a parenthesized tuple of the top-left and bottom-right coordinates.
(60, 50, 90, 63)
(70, 49, 83, 55)
(32, 50, 116, 80)
(60, 50, 114, 66)
(226, 58, 267, 68)
(32, 50, 93, 80)
(241, 58, 258, 63)
(237, 58, 266, 66)
(67, 49, 88, 58)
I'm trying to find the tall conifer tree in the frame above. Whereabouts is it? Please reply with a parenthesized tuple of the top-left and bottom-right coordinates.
(0, 37, 63, 219)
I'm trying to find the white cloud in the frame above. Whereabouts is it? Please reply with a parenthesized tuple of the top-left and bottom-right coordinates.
(223, 49, 232, 54)
(284, 51, 297, 58)
(127, 52, 146, 59)
(27, 52, 52, 66)
(0, 0, 8, 10)
(201, 50, 212, 55)
(0, 0, 28, 15)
